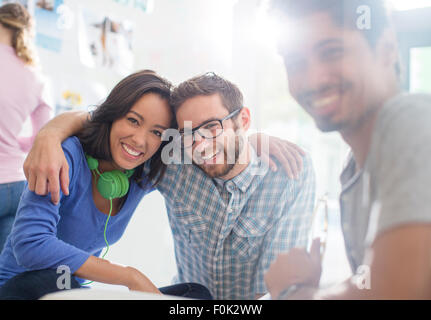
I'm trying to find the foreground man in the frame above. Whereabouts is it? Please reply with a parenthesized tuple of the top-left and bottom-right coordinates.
(265, 0, 431, 299)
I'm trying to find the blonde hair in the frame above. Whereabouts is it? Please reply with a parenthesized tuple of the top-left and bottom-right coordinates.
(0, 3, 36, 65)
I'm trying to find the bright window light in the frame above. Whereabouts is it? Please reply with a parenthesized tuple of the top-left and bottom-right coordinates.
(389, 0, 431, 11)
(410, 47, 431, 94)
(254, 0, 287, 50)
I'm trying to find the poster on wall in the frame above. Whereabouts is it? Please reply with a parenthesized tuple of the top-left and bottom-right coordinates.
(0, 0, 66, 53)
(34, 0, 65, 52)
(54, 76, 108, 115)
(112, 0, 154, 14)
(78, 8, 134, 76)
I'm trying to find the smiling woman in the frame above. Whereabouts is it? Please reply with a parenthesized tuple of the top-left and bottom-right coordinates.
(109, 93, 172, 170)
(78, 70, 176, 190)
(0, 69, 214, 300)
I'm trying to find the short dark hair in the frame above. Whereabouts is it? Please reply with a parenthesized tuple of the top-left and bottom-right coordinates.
(170, 72, 243, 114)
(270, 0, 400, 77)
(77, 70, 174, 190)
(270, 0, 391, 48)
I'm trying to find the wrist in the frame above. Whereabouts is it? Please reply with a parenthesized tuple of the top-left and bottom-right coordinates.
(277, 284, 300, 300)
(125, 266, 140, 288)
(274, 276, 319, 300)
(278, 285, 317, 300)
(37, 126, 64, 143)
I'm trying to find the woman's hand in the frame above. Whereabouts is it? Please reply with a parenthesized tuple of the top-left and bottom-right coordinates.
(75, 257, 161, 294)
(249, 133, 305, 179)
(126, 267, 162, 295)
(23, 129, 70, 205)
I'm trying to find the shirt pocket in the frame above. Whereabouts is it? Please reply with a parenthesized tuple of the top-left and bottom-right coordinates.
(230, 219, 268, 263)
(230, 235, 262, 263)
(171, 204, 208, 252)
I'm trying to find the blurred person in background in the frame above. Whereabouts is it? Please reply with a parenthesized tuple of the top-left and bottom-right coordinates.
(0, 3, 52, 251)
(264, 0, 431, 299)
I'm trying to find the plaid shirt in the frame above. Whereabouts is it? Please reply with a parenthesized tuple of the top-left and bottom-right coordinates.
(156, 148, 316, 299)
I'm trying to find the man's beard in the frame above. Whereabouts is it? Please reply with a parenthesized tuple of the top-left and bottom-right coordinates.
(315, 116, 346, 132)
(315, 101, 380, 134)
(193, 136, 243, 179)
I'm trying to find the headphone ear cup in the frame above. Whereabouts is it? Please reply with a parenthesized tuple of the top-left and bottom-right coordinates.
(97, 171, 130, 199)
(97, 172, 116, 200)
(114, 170, 130, 198)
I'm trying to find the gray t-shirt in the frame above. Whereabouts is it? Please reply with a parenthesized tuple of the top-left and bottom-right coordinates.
(339, 93, 431, 273)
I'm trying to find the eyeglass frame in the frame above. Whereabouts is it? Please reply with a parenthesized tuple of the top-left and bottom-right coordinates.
(176, 107, 243, 148)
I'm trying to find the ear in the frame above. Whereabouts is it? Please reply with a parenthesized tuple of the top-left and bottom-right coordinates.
(237, 107, 251, 132)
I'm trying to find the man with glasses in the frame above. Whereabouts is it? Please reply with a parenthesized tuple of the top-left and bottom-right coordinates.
(21, 72, 316, 299)
(264, 0, 431, 299)
(156, 73, 316, 299)
(175, 106, 243, 170)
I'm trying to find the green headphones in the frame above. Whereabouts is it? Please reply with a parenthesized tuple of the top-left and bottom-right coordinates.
(81, 154, 135, 287)
(86, 154, 135, 200)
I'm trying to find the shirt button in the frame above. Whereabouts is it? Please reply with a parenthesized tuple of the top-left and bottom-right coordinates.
(227, 207, 233, 213)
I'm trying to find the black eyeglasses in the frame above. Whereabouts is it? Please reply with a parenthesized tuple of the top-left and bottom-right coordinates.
(176, 108, 242, 148)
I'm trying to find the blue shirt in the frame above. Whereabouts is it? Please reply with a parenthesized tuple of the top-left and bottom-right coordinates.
(0, 137, 152, 286)
(157, 148, 316, 299)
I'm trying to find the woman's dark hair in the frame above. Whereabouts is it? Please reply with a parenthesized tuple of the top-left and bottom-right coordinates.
(77, 70, 174, 190)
